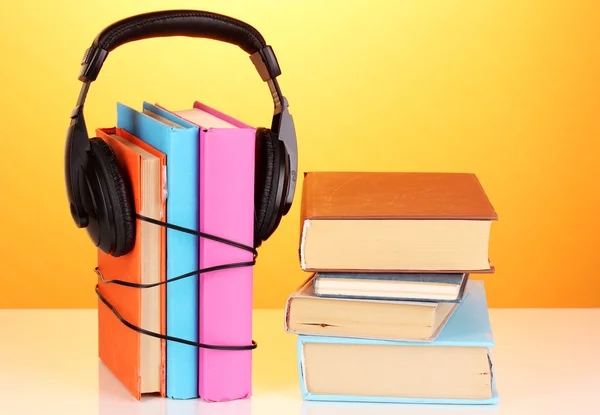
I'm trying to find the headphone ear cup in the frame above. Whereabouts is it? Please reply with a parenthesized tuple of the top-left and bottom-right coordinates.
(88, 137, 136, 257)
(254, 127, 285, 247)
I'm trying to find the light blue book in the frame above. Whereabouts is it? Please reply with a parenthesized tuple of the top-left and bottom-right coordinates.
(117, 102, 199, 399)
(296, 280, 498, 405)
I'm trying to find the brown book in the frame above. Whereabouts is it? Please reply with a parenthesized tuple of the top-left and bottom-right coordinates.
(299, 171, 497, 273)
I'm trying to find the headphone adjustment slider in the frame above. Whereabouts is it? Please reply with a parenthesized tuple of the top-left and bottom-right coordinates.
(250, 46, 281, 82)
(78, 46, 108, 83)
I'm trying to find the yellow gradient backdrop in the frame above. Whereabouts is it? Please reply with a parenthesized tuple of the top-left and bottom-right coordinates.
(0, 1, 598, 308)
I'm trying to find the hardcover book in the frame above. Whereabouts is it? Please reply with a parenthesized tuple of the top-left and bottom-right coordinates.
(299, 172, 497, 273)
(313, 272, 469, 302)
(117, 102, 200, 399)
(95, 127, 166, 400)
(163, 101, 256, 402)
(285, 275, 460, 342)
(296, 280, 498, 404)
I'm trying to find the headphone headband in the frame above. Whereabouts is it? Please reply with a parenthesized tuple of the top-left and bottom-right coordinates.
(94, 10, 266, 53)
(80, 10, 281, 83)
(79, 10, 282, 104)
(66, 10, 297, 229)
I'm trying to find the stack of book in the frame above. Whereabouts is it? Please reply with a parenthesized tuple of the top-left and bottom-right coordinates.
(284, 171, 499, 404)
(95, 101, 257, 401)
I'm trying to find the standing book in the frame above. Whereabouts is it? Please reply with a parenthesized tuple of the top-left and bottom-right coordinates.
(95, 127, 166, 400)
(117, 102, 200, 399)
(160, 101, 256, 402)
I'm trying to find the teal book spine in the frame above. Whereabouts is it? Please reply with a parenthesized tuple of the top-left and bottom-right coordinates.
(296, 280, 498, 404)
(117, 102, 200, 399)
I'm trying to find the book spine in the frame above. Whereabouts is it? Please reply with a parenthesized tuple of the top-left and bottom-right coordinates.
(164, 132, 199, 399)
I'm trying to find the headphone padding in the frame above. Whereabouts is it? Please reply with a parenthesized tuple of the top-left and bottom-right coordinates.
(96, 10, 265, 54)
(90, 137, 136, 256)
(254, 128, 281, 246)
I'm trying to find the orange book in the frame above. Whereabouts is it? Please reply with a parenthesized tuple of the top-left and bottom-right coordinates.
(95, 127, 167, 399)
(299, 171, 497, 273)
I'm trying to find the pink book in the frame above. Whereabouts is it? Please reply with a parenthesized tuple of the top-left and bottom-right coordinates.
(159, 101, 256, 402)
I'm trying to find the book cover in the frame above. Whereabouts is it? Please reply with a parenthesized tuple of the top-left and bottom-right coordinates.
(301, 171, 497, 220)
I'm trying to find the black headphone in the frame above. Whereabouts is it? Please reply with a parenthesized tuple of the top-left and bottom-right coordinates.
(65, 10, 298, 257)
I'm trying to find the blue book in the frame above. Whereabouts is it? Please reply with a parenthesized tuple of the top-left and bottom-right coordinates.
(117, 102, 199, 399)
(313, 272, 468, 303)
(296, 280, 498, 404)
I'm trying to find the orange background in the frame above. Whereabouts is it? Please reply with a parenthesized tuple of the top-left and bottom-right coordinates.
(0, 0, 598, 308)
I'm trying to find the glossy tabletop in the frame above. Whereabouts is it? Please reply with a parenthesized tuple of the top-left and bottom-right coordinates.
(0, 308, 598, 415)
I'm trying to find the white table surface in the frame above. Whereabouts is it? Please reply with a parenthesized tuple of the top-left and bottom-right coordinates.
(0, 308, 598, 414)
